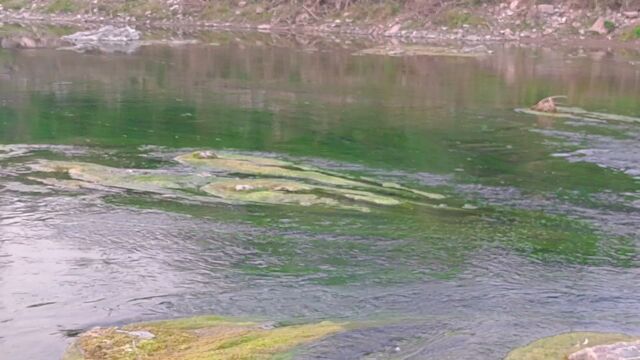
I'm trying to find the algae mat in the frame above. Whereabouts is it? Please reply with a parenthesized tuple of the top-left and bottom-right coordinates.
(63, 315, 345, 360)
(28, 150, 449, 213)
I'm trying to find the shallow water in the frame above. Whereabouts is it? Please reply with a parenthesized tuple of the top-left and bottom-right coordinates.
(0, 35, 639, 359)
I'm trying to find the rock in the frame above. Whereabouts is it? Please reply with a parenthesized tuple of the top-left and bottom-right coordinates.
(506, 332, 640, 360)
(234, 184, 255, 191)
(63, 315, 345, 360)
(115, 329, 155, 340)
(569, 340, 640, 360)
(623, 11, 638, 18)
(18, 36, 36, 48)
(537, 4, 555, 14)
(1, 38, 18, 48)
(509, 0, 521, 11)
(531, 95, 567, 113)
(255, 6, 264, 14)
(61, 26, 141, 53)
(193, 150, 218, 159)
(588, 17, 609, 35)
(385, 23, 402, 36)
(62, 25, 140, 44)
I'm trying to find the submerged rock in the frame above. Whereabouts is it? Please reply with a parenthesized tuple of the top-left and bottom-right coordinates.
(62, 315, 345, 360)
(28, 151, 448, 212)
(202, 178, 401, 211)
(177, 151, 445, 201)
(505, 332, 640, 360)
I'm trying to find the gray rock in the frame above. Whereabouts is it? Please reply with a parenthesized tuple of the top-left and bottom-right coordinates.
(115, 329, 156, 340)
(62, 26, 140, 46)
(569, 340, 640, 360)
(385, 23, 401, 36)
(537, 4, 555, 14)
(18, 36, 36, 48)
(588, 17, 609, 35)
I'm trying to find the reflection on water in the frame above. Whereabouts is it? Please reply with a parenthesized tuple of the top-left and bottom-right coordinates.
(0, 36, 639, 359)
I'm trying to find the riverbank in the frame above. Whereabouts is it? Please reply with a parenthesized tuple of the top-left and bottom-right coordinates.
(1, 0, 640, 48)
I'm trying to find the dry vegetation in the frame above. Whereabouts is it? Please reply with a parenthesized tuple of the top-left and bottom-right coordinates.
(3, 0, 640, 23)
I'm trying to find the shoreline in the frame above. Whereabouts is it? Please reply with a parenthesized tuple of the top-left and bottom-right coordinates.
(1, 3, 640, 51)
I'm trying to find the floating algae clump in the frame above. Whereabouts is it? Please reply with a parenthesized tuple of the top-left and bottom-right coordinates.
(62, 315, 345, 360)
(504, 332, 639, 360)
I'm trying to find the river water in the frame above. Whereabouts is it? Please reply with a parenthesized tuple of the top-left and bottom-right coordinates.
(0, 34, 639, 359)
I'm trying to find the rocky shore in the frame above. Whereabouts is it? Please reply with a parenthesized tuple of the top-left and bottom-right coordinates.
(0, 0, 639, 49)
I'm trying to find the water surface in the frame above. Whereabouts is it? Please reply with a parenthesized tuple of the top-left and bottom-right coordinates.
(0, 36, 639, 359)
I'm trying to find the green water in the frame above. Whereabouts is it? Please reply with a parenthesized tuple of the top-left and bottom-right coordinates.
(0, 37, 639, 359)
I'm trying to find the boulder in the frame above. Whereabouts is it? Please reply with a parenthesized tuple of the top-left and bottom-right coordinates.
(61, 25, 141, 45)
(18, 36, 36, 48)
(506, 332, 640, 360)
(589, 17, 609, 35)
(63, 315, 345, 360)
(531, 96, 567, 113)
(569, 340, 640, 360)
(537, 4, 555, 14)
(385, 23, 402, 36)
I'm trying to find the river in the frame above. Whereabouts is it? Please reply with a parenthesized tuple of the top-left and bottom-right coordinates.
(0, 34, 639, 359)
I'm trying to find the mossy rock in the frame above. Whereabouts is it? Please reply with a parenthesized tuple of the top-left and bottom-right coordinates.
(175, 151, 372, 188)
(201, 178, 401, 212)
(62, 315, 345, 360)
(177, 151, 445, 201)
(505, 332, 639, 360)
(28, 151, 446, 211)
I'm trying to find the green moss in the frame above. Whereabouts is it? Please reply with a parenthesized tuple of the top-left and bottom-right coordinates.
(435, 8, 488, 28)
(505, 332, 638, 360)
(46, 0, 80, 13)
(177, 151, 445, 202)
(30, 154, 445, 212)
(0, 0, 27, 10)
(604, 20, 616, 32)
(620, 25, 640, 41)
(63, 315, 345, 360)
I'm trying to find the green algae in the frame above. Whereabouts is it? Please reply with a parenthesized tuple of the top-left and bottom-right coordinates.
(27, 153, 444, 212)
(176, 151, 445, 201)
(504, 332, 639, 360)
(62, 315, 345, 360)
(176, 151, 378, 188)
(30, 160, 203, 197)
(201, 178, 401, 212)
